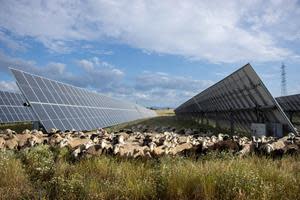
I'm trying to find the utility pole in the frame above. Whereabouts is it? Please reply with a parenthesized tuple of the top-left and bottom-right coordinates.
(281, 63, 287, 96)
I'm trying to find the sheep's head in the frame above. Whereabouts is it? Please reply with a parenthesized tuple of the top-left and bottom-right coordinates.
(265, 144, 273, 154)
(100, 140, 108, 149)
(118, 135, 125, 144)
(149, 142, 157, 151)
(202, 140, 208, 149)
(22, 129, 31, 135)
(288, 133, 296, 142)
(93, 136, 99, 143)
(113, 144, 121, 155)
(192, 139, 198, 146)
(211, 136, 217, 143)
(4, 129, 13, 136)
(218, 134, 224, 141)
(59, 138, 69, 148)
(261, 136, 267, 143)
(28, 136, 37, 147)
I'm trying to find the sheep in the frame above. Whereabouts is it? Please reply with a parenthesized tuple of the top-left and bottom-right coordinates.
(71, 141, 95, 158)
(4, 129, 14, 136)
(59, 137, 91, 149)
(84, 144, 103, 158)
(169, 143, 193, 156)
(113, 144, 135, 158)
(16, 131, 33, 149)
(149, 142, 169, 158)
(283, 144, 299, 155)
(237, 142, 255, 158)
(0, 137, 5, 150)
(257, 140, 286, 158)
(48, 134, 64, 146)
(100, 139, 113, 155)
(28, 134, 48, 147)
(4, 134, 18, 150)
(113, 143, 150, 158)
(212, 140, 240, 153)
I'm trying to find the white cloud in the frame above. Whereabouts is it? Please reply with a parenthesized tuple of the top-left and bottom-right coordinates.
(136, 71, 213, 91)
(0, 80, 18, 92)
(0, 51, 214, 107)
(0, 51, 124, 92)
(0, 0, 299, 62)
(0, 30, 27, 52)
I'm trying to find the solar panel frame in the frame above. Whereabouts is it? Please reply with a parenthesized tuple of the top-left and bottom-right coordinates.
(175, 63, 296, 134)
(11, 68, 156, 132)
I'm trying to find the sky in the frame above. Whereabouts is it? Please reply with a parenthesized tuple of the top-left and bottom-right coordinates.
(0, 0, 299, 108)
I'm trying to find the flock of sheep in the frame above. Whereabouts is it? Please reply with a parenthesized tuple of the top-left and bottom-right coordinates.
(0, 127, 299, 159)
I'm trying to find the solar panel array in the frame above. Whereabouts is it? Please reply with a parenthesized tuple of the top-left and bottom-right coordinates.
(0, 90, 36, 123)
(276, 94, 300, 112)
(11, 68, 156, 132)
(175, 64, 296, 133)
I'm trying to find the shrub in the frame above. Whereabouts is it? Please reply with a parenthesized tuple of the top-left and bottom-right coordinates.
(0, 152, 36, 199)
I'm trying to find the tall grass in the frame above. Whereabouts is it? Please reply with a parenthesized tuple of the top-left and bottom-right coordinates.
(0, 146, 299, 200)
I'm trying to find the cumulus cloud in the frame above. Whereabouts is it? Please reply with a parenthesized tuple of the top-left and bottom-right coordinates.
(0, 30, 27, 52)
(0, 51, 212, 107)
(0, 80, 18, 92)
(131, 71, 214, 107)
(75, 57, 124, 90)
(0, 51, 124, 92)
(0, 0, 299, 62)
(136, 71, 213, 91)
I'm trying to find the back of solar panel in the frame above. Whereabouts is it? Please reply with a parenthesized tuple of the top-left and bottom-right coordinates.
(276, 94, 300, 113)
(11, 68, 156, 132)
(175, 64, 296, 134)
(0, 90, 36, 123)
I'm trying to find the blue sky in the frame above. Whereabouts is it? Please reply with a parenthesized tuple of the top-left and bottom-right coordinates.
(0, 0, 299, 108)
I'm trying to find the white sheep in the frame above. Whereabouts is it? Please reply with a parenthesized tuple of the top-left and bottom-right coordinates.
(0, 137, 5, 150)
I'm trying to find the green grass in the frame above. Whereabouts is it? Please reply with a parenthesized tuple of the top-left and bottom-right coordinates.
(105, 115, 211, 133)
(0, 122, 33, 133)
(0, 146, 299, 200)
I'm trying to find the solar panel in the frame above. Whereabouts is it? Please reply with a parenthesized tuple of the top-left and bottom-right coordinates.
(276, 94, 300, 113)
(10, 68, 156, 132)
(0, 90, 37, 123)
(175, 63, 297, 135)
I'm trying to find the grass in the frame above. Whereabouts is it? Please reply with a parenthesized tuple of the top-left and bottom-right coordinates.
(0, 146, 299, 200)
(0, 122, 33, 133)
(154, 109, 175, 116)
(0, 110, 298, 199)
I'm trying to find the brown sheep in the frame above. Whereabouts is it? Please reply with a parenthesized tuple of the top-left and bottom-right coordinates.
(49, 134, 64, 146)
(16, 132, 32, 149)
(212, 140, 240, 153)
(169, 143, 193, 156)
(149, 142, 169, 157)
(4, 135, 18, 150)
(84, 144, 103, 158)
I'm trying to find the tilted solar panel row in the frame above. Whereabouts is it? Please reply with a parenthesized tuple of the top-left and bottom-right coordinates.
(11, 68, 156, 132)
(175, 63, 296, 133)
(0, 90, 37, 123)
(276, 94, 300, 112)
